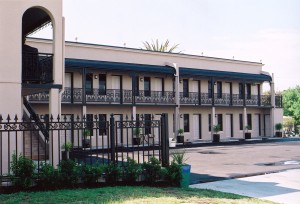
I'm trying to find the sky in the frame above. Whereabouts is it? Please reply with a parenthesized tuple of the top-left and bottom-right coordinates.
(32, 0, 300, 91)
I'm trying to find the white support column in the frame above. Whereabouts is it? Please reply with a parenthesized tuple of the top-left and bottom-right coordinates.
(270, 73, 275, 137)
(132, 106, 136, 120)
(211, 107, 216, 139)
(243, 107, 247, 138)
(49, 89, 61, 167)
(82, 105, 87, 117)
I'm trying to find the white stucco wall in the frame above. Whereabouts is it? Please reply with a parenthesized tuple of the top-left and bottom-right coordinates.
(0, 0, 64, 116)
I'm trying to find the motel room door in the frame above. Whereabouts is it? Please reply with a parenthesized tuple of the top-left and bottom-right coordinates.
(193, 114, 201, 140)
(264, 114, 271, 137)
(61, 114, 74, 145)
(225, 114, 233, 137)
(112, 76, 121, 102)
(252, 114, 260, 137)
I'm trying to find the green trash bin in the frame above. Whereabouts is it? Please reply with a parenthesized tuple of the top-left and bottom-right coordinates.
(180, 164, 191, 188)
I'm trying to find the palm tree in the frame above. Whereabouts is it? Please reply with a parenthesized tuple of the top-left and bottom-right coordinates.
(142, 39, 181, 53)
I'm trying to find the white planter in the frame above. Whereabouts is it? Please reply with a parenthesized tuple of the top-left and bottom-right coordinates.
(169, 138, 176, 147)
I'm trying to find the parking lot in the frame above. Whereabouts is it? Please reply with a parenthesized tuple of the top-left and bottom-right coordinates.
(180, 140, 300, 184)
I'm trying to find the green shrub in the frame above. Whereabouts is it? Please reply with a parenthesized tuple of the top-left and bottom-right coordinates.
(172, 150, 187, 165)
(142, 157, 162, 184)
(10, 153, 36, 189)
(58, 159, 80, 186)
(275, 123, 283, 131)
(166, 162, 182, 186)
(81, 163, 104, 184)
(38, 162, 59, 189)
(123, 158, 142, 183)
(103, 162, 121, 184)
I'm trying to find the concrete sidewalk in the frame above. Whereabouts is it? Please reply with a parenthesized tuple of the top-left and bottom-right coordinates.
(190, 169, 300, 204)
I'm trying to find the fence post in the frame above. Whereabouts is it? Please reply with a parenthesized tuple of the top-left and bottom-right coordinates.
(110, 114, 116, 164)
(161, 113, 169, 167)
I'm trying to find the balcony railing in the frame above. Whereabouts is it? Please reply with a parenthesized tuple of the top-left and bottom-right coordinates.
(135, 90, 175, 104)
(22, 52, 53, 84)
(27, 88, 282, 108)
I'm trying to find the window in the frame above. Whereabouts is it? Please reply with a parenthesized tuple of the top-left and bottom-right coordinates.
(134, 76, 139, 96)
(239, 114, 243, 130)
(208, 114, 211, 132)
(246, 83, 251, 99)
(145, 114, 151, 134)
(99, 114, 107, 135)
(144, 77, 151, 97)
(86, 73, 93, 95)
(183, 79, 189, 97)
(217, 114, 223, 131)
(247, 114, 252, 129)
(217, 81, 222, 98)
(86, 114, 93, 136)
(239, 83, 244, 99)
(184, 114, 190, 132)
(208, 81, 212, 98)
(99, 74, 106, 95)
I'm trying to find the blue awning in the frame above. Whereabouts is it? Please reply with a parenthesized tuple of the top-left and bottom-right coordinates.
(179, 67, 272, 82)
(65, 58, 175, 75)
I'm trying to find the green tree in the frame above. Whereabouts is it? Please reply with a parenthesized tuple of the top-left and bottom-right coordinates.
(142, 39, 180, 53)
(282, 86, 300, 125)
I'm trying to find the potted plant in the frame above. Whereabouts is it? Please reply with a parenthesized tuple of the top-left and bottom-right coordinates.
(82, 129, 92, 148)
(169, 137, 176, 147)
(245, 125, 251, 139)
(212, 124, 221, 143)
(171, 150, 190, 188)
(275, 123, 283, 137)
(133, 128, 142, 145)
(177, 128, 184, 143)
(62, 142, 72, 160)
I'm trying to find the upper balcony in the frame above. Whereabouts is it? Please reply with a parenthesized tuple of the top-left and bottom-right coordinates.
(22, 52, 53, 84)
(27, 88, 283, 108)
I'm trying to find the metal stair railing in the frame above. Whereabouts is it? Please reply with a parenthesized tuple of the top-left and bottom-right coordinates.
(23, 97, 49, 141)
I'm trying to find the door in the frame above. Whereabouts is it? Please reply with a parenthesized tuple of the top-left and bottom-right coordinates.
(65, 73, 72, 87)
(112, 76, 121, 102)
(225, 114, 233, 137)
(114, 114, 122, 144)
(264, 114, 271, 136)
(225, 82, 231, 104)
(64, 73, 72, 102)
(252, 114, 260, 137)
(61, 114, 74, 146)
(193, 114, 201, 140)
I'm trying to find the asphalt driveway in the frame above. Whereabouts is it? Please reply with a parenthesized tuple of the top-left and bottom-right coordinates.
(177, 140, 300, 184)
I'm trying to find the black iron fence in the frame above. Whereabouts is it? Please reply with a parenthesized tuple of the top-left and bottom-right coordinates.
(0, 113, 169, 178)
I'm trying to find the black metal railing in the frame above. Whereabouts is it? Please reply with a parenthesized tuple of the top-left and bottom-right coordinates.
(23, 97, 49, 141)
(22, 52, 53, 84)
(27, 88, 282, 108)
(135, 90, 175, 104)
(0, 113, 169, 179)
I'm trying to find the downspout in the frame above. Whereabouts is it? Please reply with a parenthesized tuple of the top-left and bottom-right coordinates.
(166, 62, 179, 139)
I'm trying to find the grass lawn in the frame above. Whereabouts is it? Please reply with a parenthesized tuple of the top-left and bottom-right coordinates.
(0, 186, 276, 204)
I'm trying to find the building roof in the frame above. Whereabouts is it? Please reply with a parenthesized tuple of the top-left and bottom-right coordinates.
(65, 58, 271, 81)
(180, 67, 272, 81)
(65, 58, 175, 75)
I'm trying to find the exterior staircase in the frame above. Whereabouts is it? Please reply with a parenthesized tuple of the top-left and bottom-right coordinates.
(23, 97, 49, 160)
